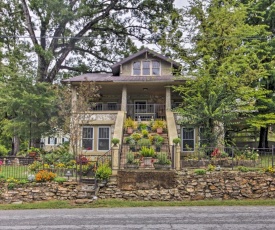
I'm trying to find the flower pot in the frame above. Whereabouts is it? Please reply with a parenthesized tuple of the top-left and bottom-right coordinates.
(124, 163, 139, 170)
(154, 163, 171, 170)
(156, 127, 163, 134)
(127, 127, 133, 134)
(143, 157, 153, 167)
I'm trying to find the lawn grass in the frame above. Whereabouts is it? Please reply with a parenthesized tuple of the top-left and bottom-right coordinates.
(1, 199, 275, 210)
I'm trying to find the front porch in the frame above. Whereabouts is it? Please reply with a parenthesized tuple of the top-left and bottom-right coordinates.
(91, 103, 166, 121)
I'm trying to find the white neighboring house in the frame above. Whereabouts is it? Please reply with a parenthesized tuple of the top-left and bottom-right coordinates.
(41, 134, 70, 151)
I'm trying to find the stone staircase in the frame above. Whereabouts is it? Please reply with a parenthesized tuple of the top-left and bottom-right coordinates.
(120, 130, 170, 169)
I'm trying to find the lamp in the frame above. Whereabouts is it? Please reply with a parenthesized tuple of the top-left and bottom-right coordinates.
(65, 170, 73, 180)
(143, 88, 148, 91)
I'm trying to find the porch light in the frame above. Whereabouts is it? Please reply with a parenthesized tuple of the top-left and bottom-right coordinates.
(143, 88, 148, 91)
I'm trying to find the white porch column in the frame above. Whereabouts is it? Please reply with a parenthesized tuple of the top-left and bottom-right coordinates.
(165, 87, 171, 111)
(121, 85, 127, 111)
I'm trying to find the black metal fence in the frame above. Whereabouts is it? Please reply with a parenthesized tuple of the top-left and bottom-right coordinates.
(181, 146, 275, 169)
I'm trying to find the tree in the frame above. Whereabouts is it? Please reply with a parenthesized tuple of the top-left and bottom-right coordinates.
(1, 0, 177, 83)
(0, 76, 58, 154)
(172, 0, 269, 146)
(239, 0, 275, 148)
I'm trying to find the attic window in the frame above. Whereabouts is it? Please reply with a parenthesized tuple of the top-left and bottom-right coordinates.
(133, 60, 160, 76)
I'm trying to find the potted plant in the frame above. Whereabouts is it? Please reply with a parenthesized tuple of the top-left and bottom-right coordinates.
(28, 147, 40, 157)
(173, 137, 181, 146)
(124, 151, 139, 169)
(111, 138, 120, 146)
(152, 120, 165, 134)
(95, 163, 112, 186)
(129, 139, 136, 152)
(154, 152, 171, 170)
(154, 135, 164, 152)
(124, 117, 135, 134)
(140, 146, 155, 166)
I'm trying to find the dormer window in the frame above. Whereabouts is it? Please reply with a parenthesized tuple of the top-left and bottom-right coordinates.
(133, 60, 160, 76)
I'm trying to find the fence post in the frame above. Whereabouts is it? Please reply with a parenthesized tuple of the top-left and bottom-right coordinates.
(112, 145, 119, 175)
(272, 145, 274, 168)
(175, 144, 181, 170)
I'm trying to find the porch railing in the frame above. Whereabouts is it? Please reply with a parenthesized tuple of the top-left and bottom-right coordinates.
(127, 104, 165, 121)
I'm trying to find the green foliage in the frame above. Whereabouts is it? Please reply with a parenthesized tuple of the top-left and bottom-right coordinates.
(95, 163, 112, 181)
(238, 166, 249, 172)
(131, 132, 142, 142)
(126, 152, 139, 165)
(138, 123, 148, 131)
(28, 161, 43, 172)
(207, 164, 215, 172)
(172, 138, 181, 145)
(124, 117, 135, 129)
(54, 177, 68, 184)
(171, 0, 270, 146)
(152, 120, 166, 131)
(140, 146, 155, 157)
(0, 145, 8, 156)
(194, 169, 206, 175)
(142, 129, 149, 138)
(155, 152, 171, 165)
(137, 138, 151, 147)
(111, 138, 120, 146)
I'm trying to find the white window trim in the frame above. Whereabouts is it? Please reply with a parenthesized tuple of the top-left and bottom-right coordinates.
(181, 127, 195, 152)
(97, 126, 111, 151)
(82, 126, 94, 151)
(132, 60, 161, 76)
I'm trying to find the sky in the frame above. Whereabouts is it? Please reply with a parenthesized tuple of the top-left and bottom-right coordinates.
(174, 0, 189, 8)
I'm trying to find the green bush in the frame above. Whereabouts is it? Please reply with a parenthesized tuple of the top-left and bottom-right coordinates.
(0, 145, 8, 156)
(54, 177, 68, 184)
(238, 166, 249, 172)
(96, 163, 112, 181)
(137, 138, 151, 147)
(194, 169, 206, 175)
(155, 152, 171, 165)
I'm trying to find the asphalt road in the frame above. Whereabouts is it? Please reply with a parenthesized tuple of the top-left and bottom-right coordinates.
(0, 206, 274, 229)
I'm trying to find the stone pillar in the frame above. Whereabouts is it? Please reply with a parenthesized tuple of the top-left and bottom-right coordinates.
(121, 86, 127, 111)
(165, 87, 171, 111)
(112, 145, 119, 175)
(175, 145, 181, 170)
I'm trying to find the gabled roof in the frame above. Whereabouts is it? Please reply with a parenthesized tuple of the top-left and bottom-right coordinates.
(111, 48, 181, 75)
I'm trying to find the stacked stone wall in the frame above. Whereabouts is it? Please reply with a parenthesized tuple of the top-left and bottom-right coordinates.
(1, 171, 275, 204)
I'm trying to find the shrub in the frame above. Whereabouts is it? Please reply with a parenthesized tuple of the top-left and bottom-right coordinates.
(35, 170, 56, 182)
(138, 123, 148, 130)
(126, 151, 135, 164)
(152, 119, 165, 131)
(124, 117, 135, 129)
(54, 177, 67, 184)
(0, 145, 8, 156)
(155, 152, 171, 165)
(142, 129, 149, 138)
(28, 161, 43, 172)
(131, 132, 142, 141)
(238, 166, 249, 172)
(207, 164, 215, 171)
(137, 138, 151, 147)
(221, 152, 229, 158)
(154, 135, 164, 144)
(96, 163, 112, 181)
(194, 169, 206, 175)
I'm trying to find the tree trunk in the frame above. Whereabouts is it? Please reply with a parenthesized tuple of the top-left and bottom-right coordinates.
(258, 126, 268, 149)
(11, 136, 20, 156)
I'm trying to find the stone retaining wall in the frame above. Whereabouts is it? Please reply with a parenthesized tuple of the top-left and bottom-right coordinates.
(1, 171, 275, 204)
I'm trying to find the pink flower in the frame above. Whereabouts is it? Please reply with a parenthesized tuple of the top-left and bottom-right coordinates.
(0, 160, 3, 165)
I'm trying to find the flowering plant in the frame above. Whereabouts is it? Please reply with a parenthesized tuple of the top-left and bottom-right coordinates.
(35, 170, 56, 182)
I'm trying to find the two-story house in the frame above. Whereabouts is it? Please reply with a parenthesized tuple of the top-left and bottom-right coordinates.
(64, 48, 198, 168)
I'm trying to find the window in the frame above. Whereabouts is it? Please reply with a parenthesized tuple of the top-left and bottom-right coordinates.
(152, 61, 160, 75)
(48, 137, 57, 145)
(82, 127, 94, 150)
(133, 61, 141, 75)
(98, 127, 110, 151)
(142, 61, 150, 75)
(132, 60, 160, 76)
(62, 137, 69, 144)
(182, 128, 195, 151)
